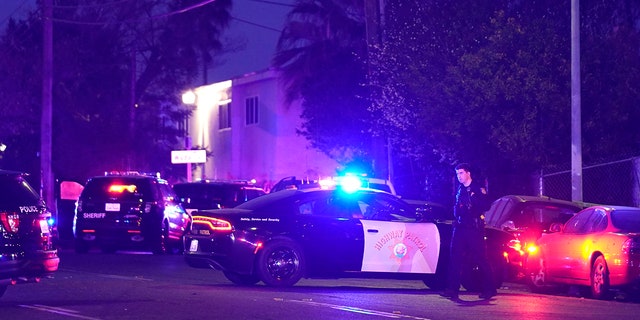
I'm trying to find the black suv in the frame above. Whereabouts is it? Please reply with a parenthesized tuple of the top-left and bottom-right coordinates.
(173, 180, 266, 214)
(74, 172, 191, 254)
(1, 170, 59, 298)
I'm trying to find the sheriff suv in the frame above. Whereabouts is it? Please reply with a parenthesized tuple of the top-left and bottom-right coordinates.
(1, 170, 59, 298)
(73, 171, 191, 254)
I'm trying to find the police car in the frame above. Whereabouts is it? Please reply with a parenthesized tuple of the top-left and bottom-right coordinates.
(74, 171, 191, 254)
(1, 170, 59, 298)
(184, 183, 515, 288)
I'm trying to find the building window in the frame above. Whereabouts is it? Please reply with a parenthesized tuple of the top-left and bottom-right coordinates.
(219, 103, 231, 129)
(246, 96, 258, 125)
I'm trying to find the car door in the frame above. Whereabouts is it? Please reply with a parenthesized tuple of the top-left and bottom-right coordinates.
(566, 208, 608, 280)
(295, 192, 364, 274)
(358, 193, 440, 274)
(546, 209, 594, 279)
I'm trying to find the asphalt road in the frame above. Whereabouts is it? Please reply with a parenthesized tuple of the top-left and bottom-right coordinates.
(1, 248, 639, 320)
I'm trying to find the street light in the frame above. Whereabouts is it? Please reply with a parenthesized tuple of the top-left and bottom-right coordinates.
(181, 90, 197, 182)
(182, 90, 197, 105)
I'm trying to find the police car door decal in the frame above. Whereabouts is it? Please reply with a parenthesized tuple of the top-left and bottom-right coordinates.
(360, 220, 440, 273)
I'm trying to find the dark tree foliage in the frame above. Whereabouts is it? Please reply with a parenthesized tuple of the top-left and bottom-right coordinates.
(0, 0, 231, 183)
(369, 0, 640, 200)
(272, 0, 373, 164)
(0, 14, 43, 177)
(580, 0, 640, 163)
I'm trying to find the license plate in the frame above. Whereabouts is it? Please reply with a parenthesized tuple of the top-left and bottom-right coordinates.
(39, 220, 50, 234)
(105, 203, 120, 212)
(189, 239, 199, 252)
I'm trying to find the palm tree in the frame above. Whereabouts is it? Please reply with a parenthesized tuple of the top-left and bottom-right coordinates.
(272, 0, 367, 103)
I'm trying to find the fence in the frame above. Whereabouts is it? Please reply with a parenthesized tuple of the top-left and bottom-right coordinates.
(540, 156, 640, 207)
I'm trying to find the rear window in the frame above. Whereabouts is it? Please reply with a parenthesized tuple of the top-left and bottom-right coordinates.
(0, 175, 43, 207)
(175, 184, 237, 200)
(81, 177, 155, 202)
(486, 200, 580, 230)
(611, 210, 640, 232)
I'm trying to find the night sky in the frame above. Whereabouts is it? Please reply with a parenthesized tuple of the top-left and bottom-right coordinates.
(0, 0, 293, 82)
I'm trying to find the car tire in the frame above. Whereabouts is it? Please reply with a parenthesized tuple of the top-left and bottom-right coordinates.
(223, 271, 260, 286)
(255, 239, 305, 287)
(0, 285, 6, 298)
(422, 274, 446, 290)
(591, 255, 612, 300)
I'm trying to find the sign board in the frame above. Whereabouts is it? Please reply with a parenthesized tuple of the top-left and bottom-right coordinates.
(171, 150, 207, 164)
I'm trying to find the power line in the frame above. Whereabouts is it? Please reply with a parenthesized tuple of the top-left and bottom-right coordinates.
(248, 0, 295, 8)
(231, 15, 281, 33)
(51, 0, 218, 26)
(51, 0, 134, 10)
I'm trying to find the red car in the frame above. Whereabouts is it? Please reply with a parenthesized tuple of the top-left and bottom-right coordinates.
(525, 205, 640, 299)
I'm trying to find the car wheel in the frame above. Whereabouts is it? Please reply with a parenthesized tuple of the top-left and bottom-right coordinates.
(256, 239, 305, 287)
(223, 271, 260, 286)
(74, 239, 90, 254)
(528, 256, 548, 293)
(591, 255, 612, 300)
(0, 285, 7, 298)
(422, 274, 446, 290)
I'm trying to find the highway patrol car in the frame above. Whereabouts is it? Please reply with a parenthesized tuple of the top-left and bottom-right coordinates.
(184, 186, 514, 288)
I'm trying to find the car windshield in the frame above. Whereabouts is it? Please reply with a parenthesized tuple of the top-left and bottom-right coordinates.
(367, 182, 391, 194)
(610, 209, 640, 232)
(0, 175, 43, 207)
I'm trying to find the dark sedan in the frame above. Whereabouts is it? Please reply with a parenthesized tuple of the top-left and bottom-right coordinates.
(184, 187, 515, 289)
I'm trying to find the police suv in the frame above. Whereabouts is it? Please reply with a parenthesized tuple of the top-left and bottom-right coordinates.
(0, 170, 59, 298)
(74, 171, 191, 254)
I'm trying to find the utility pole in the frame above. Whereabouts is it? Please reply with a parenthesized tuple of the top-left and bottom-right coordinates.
(571, 0, 583, 202)
(41, 0, 55, 213)
(364, 0, 391, 181)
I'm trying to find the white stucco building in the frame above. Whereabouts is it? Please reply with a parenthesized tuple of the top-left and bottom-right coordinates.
(184, 69, 340, 189)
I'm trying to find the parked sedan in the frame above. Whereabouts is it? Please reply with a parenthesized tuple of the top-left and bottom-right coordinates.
(485, 195, 585, 279)
(184, 187, 515, 289)
(525, 205, 640, 299)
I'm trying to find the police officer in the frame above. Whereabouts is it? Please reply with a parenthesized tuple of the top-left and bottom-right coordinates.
(441, 163, 497, 300)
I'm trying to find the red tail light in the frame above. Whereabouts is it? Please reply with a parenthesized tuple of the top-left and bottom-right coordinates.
(193, 216, 232, 231)
(0, 212, 20, 233)
(508, 239, 525, 255)
(622, 238, 640, 256)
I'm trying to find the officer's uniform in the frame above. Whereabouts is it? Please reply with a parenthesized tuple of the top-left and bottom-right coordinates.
(443, 179, 496, 299)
